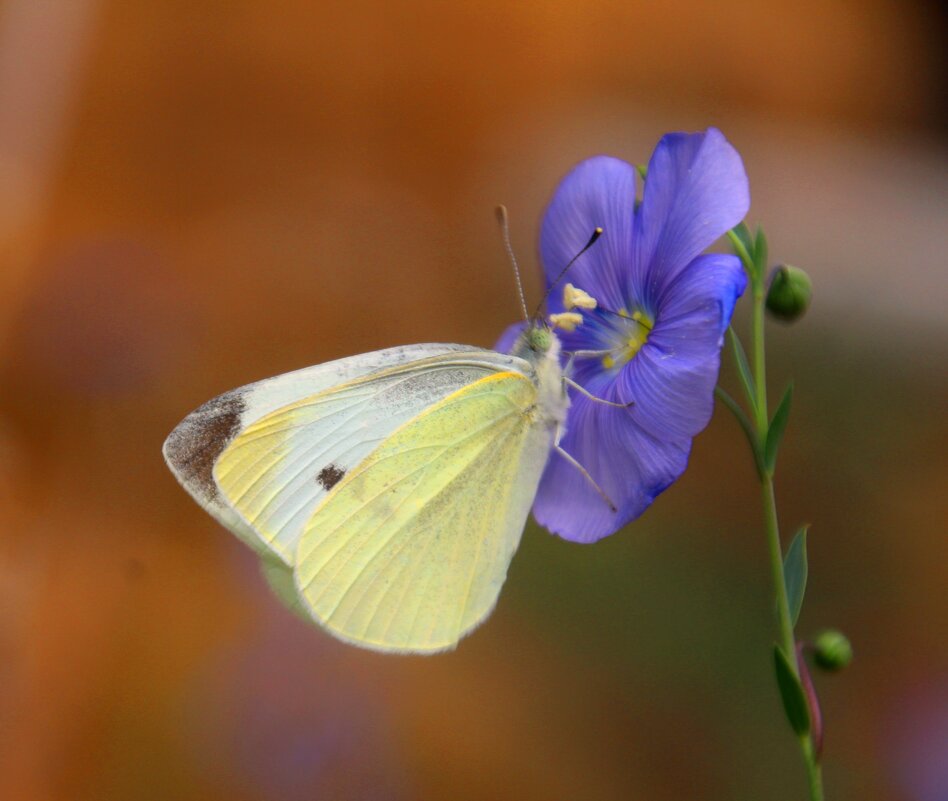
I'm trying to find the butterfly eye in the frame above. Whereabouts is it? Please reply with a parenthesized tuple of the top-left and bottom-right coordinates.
(528, 326, 553, 351)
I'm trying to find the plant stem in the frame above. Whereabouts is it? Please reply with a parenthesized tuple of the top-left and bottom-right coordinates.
(752, 280, 794, 659)
(762, 477, 796, 661)
(800, 737, 825, 801)
(751, 282, 768, 432)
(748, 274, 825, 801)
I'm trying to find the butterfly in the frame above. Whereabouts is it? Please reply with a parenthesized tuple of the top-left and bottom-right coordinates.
(163, 213, 612, 654)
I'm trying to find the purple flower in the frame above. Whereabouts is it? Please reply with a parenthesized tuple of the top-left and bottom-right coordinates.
(500, 129, 750, 543)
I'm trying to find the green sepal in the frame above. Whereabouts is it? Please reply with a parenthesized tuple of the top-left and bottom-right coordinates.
(764, 383, 793, 473)
(753, 226, 769, 282)
(774, 645, 811, 736)
(727, 326, 758, 419)
(635, 163, 648, 181)
(783, 525, 809, 626)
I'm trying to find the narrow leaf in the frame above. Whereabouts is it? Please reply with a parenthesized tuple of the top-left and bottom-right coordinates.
(714, 387, 764, 476)
(774, 645, 811, 736)
(731, 222, 754, 256)
(726, 228, 755, 277)
(783, 525, 809, 626)
(764, 383, 794, 472)
(727, 327, 757, 418)
(754, 225, 769, 280)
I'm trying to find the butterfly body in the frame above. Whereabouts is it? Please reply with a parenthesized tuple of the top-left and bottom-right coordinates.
(163, 325, 569, 653)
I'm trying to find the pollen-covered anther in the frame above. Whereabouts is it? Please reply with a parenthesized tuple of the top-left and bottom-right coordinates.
(549, 312, 584, 332)
(562, 283, 598, 311)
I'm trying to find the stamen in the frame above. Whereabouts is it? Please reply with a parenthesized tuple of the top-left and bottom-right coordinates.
(563, 283, 598, 311)
(549, 312, 584, 332)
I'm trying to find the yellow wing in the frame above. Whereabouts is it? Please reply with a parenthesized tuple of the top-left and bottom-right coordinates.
(211, 357, 517, 564)
(294, 371, 554, 653)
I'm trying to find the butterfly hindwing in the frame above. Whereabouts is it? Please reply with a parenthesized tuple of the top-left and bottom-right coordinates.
(294, 371, 555, 653)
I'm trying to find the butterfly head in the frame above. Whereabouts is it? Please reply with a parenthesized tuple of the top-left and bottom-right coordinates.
(509, 320, 558, 364)
(526, 323, 554, 353)
(511, 281, 599, 364)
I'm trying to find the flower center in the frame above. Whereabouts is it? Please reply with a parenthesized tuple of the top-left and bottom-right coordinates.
(601, 309, 654, 370)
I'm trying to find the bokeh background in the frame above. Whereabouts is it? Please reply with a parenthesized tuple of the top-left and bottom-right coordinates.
(1, 2, 945, 800)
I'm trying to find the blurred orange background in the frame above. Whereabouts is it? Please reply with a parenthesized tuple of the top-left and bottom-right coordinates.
(1, 2, 945, 800)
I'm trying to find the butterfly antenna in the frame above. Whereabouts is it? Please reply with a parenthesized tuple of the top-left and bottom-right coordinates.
(495, 205, 530, 322)
(533, 227, 603, 318)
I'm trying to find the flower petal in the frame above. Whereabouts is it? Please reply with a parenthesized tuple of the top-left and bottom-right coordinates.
(654, 252, 746, 343)
(532, 392, 689, 543)
(539, 156, 637, 312)
(533, 253, 745, 542)
(618, 253, 746, 440)
(633, 129, 749, 301)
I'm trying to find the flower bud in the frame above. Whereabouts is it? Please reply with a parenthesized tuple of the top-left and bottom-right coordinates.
(813, 630, 853, 671)
(766, 265, 812, 322)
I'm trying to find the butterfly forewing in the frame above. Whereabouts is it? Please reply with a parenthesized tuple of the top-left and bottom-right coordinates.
(164, 345, 470, 554)
(164, 344, 529, 563)
(294, 371, 555, 653)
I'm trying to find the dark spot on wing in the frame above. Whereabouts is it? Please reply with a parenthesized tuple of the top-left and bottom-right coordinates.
(317, 463, 346, 491)
(163, 392, 245, 499)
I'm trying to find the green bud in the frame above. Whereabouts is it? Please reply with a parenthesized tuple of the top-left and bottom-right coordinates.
(766, 265, 812, 322)
(813, 630, 853, 671)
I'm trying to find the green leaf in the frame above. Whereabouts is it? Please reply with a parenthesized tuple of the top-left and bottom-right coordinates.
(726, 225, 755, 275)
(714, 386, 763, 476)
(754, 225, 769, 280)
(635, 163, 648, 181)
(774, 645, 810, 736)
(783, 525, 809, 626)
(727, 327, 758, 418)
(731, 222, 754, 255)
(764, 382, 793, 473)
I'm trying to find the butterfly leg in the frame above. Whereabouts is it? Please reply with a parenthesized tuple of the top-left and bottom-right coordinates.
(563, 377, 634, 408)
(553, 429, 617, 513)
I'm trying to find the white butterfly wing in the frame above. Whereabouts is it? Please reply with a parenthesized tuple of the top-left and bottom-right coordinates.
(163, 344, 531, 562)
(294, 370, 556, 653)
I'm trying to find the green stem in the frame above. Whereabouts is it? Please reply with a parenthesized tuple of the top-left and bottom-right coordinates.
(747, 267, 824, 801)
(753, 281, 793, 656)
(762, 475, 796, 665)
(801, 737, 825, 801)
(751, 282, 768, 432)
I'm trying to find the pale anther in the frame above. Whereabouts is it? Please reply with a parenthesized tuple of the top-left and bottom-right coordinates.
(563, 283, 598, 311)
(549, 312, 584, 332)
